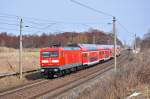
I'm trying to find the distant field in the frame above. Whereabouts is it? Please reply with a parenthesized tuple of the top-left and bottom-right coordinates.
(0, 47, 40, 74)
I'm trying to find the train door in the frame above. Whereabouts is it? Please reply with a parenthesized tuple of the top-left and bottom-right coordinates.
(82, 52, 89, 65)
(104, 50, 110, 60)
(99, 50, 105, 61)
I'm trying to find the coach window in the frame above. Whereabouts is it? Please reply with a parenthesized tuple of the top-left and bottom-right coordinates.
(99, 51, 104, 55)
(110, 50, 113, 54)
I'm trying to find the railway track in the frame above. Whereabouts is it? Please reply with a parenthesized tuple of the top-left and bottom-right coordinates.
(0, 51, 130, 99)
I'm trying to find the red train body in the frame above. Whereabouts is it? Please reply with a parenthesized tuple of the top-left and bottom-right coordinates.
(40, 44, 121, 78)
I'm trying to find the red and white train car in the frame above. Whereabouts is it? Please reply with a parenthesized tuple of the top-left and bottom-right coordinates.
(97, 45, 114, 60)
(78, 44, 99, 66)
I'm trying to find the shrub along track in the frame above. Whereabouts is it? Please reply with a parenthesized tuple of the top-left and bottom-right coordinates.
(0, 51, 130, 99)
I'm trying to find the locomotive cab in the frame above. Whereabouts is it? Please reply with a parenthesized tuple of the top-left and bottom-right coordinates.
(40, 48, 62, 77)
(40, 47, 82, 78)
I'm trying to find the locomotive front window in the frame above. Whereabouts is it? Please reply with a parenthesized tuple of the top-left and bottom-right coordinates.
(50, 51, 58, 57)
(42, 51, 58, 58)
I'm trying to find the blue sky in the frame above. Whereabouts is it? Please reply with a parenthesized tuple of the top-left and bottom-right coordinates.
(0, 0, 150, 45)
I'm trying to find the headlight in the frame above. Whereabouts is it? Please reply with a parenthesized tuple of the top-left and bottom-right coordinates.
(51, 60, 59, 63)
(54, 69, 58, 72)
(40, 69, 45, 72)
(42, 60, 49, 63)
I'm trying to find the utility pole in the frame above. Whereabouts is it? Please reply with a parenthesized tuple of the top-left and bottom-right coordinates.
(147, 85, 149, 99)
(134, 33, 136, 51)
(19, 18, 23, 79)
(71, 32, 73, 43)
(113, 17, 117, 72)
(93, 34, 96, 44)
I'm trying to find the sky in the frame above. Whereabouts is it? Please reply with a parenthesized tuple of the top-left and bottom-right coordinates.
(0, 0, 150, 45)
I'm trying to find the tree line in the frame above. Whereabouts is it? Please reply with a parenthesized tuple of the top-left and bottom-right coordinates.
(0, 29, 122, 48)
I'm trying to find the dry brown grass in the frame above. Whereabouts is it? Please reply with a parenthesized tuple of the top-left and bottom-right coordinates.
(0, 47, 40, 91)
(0, 76, 28, 91)
(77, 51, 150, 99)
(0, 47, 40, 73)
(0, 47, 17, 52)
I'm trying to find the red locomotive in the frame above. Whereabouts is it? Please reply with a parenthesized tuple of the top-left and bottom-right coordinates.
(40, 44, 121, 78)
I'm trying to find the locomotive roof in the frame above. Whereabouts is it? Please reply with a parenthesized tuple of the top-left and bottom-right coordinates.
(41, 47, 80, 51)
(63, 47, 81, 50)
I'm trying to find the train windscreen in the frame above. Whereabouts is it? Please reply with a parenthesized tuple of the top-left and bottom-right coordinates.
(42, 51, 58, 58)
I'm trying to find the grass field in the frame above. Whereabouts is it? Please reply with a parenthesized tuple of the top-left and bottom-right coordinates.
(76, 51, 150, 99)
(0, 47, 40, 74)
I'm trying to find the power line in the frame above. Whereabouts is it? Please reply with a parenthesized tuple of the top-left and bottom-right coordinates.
(23, 20, 56, 26)
(0, 27, 18, 31)
(56, 22, 105, 24)
(0, 13, 59, 23)
(23, 21, 105, 31)
(23, 18, 106, 25)
(23, 18, 60, 24)
(117, 21, 130, 34)
(81, 24, 93, 28)
(0, 14, 18, 19)
(21, 15, 108, 24)
(0, 13, 107, 25)
(40, 23, 57, 29)
(21, 23, 57, 35)
(0, 22, 19, 26)
(70, 0, 114, 17)
(0, 27, 32, 33)
(25, 23, 56, 30)
(0, 12, 132, 37)
(0, 17, 18, 22)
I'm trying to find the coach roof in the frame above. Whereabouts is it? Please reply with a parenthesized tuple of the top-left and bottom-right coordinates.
(78, 44, 98, 51)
